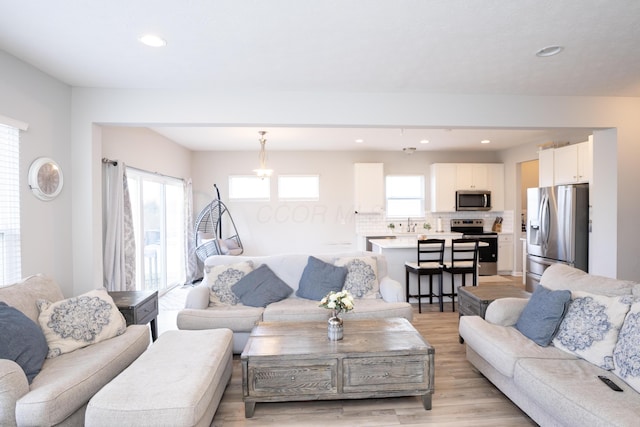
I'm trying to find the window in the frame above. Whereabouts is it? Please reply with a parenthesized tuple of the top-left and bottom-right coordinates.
(278, 175, 319, 200)
(0, 123, 21, 286)
(127, 169, 185, 292)
(229, 175, 270, 200)
(385, 175, 425, 217)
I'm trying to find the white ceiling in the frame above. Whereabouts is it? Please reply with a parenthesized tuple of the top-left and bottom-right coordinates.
(1, 0, 637, 151)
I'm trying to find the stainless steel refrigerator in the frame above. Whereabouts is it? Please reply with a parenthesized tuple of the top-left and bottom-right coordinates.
(525, 184, 589, 292)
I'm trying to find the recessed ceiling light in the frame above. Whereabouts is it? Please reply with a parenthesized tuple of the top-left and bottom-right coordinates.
(481, 139, 490, 144)
(355, 139, 364, 143)
(420, 139, 430, 144)
(139, 34, 167, 47)
(403, 147, 416, 154)
(536, 45, 563, 57)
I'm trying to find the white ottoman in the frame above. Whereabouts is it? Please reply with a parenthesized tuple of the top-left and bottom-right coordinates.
(86, 329, 233, 427)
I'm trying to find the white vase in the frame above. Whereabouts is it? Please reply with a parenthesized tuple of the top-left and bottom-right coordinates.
(328, 315, 343, 341)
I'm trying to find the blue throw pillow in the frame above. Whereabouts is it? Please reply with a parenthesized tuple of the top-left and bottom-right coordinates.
(296, 256, 348, 301)
(0, 301, 49, 383)
(515, 285, 571, 346)
(231, 264, 293, 307)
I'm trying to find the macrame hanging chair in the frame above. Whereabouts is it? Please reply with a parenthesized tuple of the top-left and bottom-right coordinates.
(194, 185, 243, 262)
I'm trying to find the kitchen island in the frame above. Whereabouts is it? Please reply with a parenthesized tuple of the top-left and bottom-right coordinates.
(370, 234, 486, 304)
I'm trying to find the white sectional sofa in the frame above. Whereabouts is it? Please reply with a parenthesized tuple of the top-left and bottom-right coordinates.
(0, 275, 150, 427)
(459, 264, 640, 427)
(177, 251, 413, 353)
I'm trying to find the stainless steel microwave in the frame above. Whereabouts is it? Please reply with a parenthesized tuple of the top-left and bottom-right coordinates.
(456, 190, 492, 211)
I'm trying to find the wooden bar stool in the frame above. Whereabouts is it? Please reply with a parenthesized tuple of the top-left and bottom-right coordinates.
(405, 239, 445, 312)
(443, 238, 479, 312)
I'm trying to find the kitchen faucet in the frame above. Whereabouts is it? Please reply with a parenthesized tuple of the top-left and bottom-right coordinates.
(407, 218, 412, 233)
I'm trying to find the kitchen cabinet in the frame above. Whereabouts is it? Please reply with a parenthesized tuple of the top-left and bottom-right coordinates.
(498, 233, 514, 274)
(456, 164, 489, 190)
(354, 163, 384, 213)
(430, 163, 457, 212)
(538, 148, 554, 187)
(430, 163, 504, 212)
(554, 139, 592, 185)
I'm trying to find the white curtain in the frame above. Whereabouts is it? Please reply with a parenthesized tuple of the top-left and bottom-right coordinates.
(184, 178, 200, 284)
(103, 160, 136, 291)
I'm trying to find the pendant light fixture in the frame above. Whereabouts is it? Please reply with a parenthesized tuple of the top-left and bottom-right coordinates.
(253, 131, 273, 179)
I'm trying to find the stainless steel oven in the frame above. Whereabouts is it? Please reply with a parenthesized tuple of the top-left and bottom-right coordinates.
(450, 219, 498, 276)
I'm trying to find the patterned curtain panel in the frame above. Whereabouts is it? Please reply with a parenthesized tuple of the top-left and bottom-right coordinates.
(103, 160, 136, 291)
(184, 179, 200, 283)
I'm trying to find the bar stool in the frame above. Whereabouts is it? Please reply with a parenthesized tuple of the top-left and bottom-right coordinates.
(405, 239, 445, 313)
(443, 238, 479, 312)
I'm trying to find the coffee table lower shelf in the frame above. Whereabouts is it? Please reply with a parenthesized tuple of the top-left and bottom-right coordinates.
(241, 318, 434, 418)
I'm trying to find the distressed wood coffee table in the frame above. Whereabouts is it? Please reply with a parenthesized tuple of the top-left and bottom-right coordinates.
(241, 317, 434, 418)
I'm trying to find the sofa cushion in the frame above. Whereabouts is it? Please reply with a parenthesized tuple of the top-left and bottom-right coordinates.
(613, 301, 640, 393)
(541, 263, 637, 297)
(37, 288, 127, 358)
(263, 297, 413, 322)
(513, 358, 640, 427)
(515, 285, 571, 346)
(459, 316, 576, 378)
(553, 291, 632, 370)
(296, 256, 347, 300)
(334, 256, 379, 299)
(206, 261, 254, 305)
(177, 305, 264, 332)
(232, 264, 293, 307)
(15, 325, 150, 427)
(0, 302, 48, 383)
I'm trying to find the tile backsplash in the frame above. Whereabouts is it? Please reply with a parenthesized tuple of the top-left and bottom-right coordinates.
(355, 210, 514, 235)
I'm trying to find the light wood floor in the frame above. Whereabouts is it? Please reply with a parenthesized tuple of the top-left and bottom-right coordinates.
(159, 279, 538, 426)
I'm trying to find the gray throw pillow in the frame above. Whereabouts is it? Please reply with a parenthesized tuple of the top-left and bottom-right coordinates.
(296, 256, 348, 301)
(0, 301, 49, 383)
(232, 264, 293, 307)
(515, 285, 571, 346)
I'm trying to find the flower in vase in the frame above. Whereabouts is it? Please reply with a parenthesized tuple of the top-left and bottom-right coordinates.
(319, 290, 355, 316)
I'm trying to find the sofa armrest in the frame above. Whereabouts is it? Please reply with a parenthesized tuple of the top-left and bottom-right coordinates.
(184, 285, 210, 309)
(0, 359, 29, 427)
(379, 276, 405, 303)
(484, 297, 529, 326)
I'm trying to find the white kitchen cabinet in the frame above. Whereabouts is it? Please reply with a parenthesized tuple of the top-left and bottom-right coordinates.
(456, 164, 489, 190)
(354, 163, 384, 213)
(553, 139, 593, 185)
(538, 148, 554, 187)
(430, 163, 457, 212)
(498, 233, 514, 274)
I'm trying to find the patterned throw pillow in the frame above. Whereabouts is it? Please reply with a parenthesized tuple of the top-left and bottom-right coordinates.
(37, 288, 127, 358)
(613, 301, 640, 392)
(205, 261, 254, 305)
(334, 256, 379, 299)
(552, 291, 632, 370)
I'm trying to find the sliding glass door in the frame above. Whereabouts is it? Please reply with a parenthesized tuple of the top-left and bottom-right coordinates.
(127, 169, 185, 293)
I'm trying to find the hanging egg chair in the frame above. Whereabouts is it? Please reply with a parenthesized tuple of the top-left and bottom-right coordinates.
(194, 192, 243, 262)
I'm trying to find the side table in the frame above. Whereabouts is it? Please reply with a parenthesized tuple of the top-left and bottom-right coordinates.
(458, 284, 529, 343)
(109, 290, 159, 341)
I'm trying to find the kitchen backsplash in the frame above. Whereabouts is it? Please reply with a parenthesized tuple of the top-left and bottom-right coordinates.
(355, 210, 514, 235)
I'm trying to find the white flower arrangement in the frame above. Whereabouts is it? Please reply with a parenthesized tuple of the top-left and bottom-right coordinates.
(319, 290, 355, 316)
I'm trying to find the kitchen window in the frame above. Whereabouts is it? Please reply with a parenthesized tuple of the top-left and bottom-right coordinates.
(385, 175, 425, 218)
(278, 175, 319, 200)
(229, 175, 271, 200)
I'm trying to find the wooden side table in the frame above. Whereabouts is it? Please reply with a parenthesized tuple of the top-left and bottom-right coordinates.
(109, 290, 159, 341)
(458, 284, 529, 343)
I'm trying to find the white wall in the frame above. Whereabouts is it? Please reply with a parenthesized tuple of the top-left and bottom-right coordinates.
(0, 51, 74, 296)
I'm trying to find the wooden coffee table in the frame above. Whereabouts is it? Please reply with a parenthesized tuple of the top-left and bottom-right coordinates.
(241, 318, 434, 418)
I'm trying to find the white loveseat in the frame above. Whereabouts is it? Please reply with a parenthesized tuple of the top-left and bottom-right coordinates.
(459, 264, 640, 427)
(177, 251, 413, 353)
(0, 275, 150, 427)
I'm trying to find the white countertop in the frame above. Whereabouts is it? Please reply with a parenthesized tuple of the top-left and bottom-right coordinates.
(370, 233, 465, 249)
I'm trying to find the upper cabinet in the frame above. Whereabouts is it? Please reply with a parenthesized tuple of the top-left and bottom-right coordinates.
(354, 163, 384, 213)
(456, 164, 490, 190)
(539, 136, 593, 187)
(430, 163, 504, 212)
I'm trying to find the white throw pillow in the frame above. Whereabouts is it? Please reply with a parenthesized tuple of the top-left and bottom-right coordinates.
(334, 256, 379, 299)
(205, 261, 254, 305)
(552, 291, 632, 369)
(37, 288, 127, 358)
(613, 301, 640, 392)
